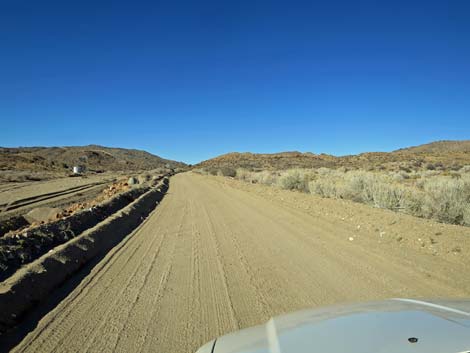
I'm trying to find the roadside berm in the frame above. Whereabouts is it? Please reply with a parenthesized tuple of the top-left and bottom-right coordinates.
(0, 175, 168, 281)
(0, 177, 169, 334)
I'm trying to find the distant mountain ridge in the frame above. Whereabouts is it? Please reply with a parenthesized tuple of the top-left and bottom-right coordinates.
(0, 145, 187, 172)
(195, 140, 470, 171)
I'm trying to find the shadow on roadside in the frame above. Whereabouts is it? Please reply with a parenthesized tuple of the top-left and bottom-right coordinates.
(0, 251, 107, 352)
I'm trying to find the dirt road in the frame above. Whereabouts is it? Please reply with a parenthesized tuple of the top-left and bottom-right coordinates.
(11, 173, 470, 353)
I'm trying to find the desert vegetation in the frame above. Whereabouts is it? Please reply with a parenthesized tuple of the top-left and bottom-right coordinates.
(195, 166, 470, 227)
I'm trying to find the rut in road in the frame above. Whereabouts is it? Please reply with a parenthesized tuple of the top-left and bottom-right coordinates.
(11, 173, 470, 353)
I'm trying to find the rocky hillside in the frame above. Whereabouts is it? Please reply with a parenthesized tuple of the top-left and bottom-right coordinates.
(395, 140, 470, 154)
(0, 145, 187, 173)
(195, 140, 470, 172)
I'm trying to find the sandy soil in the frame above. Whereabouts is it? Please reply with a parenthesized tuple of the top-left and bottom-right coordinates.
(0, 174, 118, 221)
(10, 172, 470, 353)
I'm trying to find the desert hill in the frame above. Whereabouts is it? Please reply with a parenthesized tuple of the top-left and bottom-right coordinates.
(195, 140, 470, 171)
(0, 145, 187, 174)
(395, 140, 470, 154)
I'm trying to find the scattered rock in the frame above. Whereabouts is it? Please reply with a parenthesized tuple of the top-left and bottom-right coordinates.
(128, 177, 138, 185)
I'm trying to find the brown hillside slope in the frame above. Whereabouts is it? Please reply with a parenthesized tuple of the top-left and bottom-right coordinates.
(395, 140, 470, 153)
(195, 140, 470, 171)
(0, 145, 187, 174)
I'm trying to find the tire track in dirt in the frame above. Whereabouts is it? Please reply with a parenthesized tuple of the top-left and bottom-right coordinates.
(107, 202, 188, 353)
(62, 201, 181, 353)
(12, 195, 177, 353)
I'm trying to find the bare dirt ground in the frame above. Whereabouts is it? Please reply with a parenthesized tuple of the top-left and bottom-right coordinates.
(0, 174, 119, 221)
(10, 172, 470, 353)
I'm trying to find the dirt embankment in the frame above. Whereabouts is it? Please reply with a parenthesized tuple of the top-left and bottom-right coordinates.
(0, 185, 150, 281)
(0, 178, 169, 334)
(8, 172, 469, 353)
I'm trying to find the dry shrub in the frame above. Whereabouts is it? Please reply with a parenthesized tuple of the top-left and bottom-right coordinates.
(309, 179, 337, 198)
(464, 205, 470, 226)
(235, 168, 251, 181)
(420, 175, 470, 225)
(219, 167, 236, 177)
(236, 169, 279, 185)
(253, 170, 278, 185)
(278, 169, 312, 192)
(460, 165, 470, 173)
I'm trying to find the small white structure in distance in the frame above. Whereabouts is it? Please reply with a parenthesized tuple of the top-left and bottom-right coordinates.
(73, 166, 84, 174)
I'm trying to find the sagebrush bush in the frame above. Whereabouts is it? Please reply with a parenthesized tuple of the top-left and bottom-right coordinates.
(401, 189, 425, 216)
(253, 170, 278, 185)
(343, 171, 375, 203)
(371, 181, 406, 210)
(219, 167, 236, 177)
(278, 170, 311, 192)
(460, 165, 470, 174)
(235, 168, 251, 181)
(421, 176, 470, 225)
(463, 205, 470, 226)
(235, 169, 278, 184)
(308, 179, 337, 198)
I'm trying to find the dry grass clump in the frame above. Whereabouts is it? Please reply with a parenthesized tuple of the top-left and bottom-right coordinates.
(232, 167, 470, 227)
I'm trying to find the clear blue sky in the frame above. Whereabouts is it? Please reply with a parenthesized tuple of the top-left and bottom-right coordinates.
(1, 1, 469, 164)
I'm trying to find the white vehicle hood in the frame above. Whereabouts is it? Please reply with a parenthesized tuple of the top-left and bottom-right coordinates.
(197, 298, 470, 353)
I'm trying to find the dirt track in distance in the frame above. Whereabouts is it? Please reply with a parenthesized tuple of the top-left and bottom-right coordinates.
(0, 175, 116, 220)
(11, 172, 470, 353)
